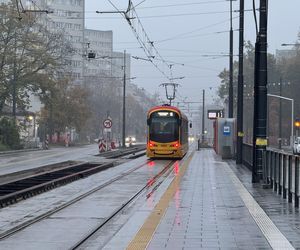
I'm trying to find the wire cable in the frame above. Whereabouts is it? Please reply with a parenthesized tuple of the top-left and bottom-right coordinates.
(135, 1, 228, 9)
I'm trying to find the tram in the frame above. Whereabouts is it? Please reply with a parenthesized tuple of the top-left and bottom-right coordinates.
(146, 105, 189, 159)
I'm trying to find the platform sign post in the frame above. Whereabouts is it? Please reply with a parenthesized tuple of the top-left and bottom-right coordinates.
(103, 118, 112, 151)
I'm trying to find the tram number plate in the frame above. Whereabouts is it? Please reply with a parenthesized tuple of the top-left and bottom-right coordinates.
(161, 145, 167, 147)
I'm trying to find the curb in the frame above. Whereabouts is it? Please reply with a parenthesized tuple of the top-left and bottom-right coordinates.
(0, 148, 43, 156)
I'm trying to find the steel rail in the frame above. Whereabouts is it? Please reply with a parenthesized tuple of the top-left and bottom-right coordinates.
(0, 159, 154, 240)
(70, 160, 176, 250)
(0, 146, 146, 208)
(0, 162, 112, 208)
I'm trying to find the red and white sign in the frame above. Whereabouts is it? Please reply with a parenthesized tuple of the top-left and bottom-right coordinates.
(103, 119, 112, 129)
(98, 140, 106, 152)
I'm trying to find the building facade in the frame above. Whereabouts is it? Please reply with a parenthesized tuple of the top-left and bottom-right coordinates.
(84, 29, 113, 77)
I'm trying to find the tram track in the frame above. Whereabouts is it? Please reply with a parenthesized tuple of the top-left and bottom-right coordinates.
(0, 146, 146, 208)
(0, 159, 175, 242)
(70, 160, 176, 250)
(96, 145, 146, 158)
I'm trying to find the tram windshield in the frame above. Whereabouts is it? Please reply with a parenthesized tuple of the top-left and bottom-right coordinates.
(149, 111, 179, 143)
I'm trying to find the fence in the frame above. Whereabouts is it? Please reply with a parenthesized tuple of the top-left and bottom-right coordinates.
(242, 143, 300, 208)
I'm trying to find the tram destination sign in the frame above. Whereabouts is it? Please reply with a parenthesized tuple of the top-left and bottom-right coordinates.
(207, 109, 224, 120)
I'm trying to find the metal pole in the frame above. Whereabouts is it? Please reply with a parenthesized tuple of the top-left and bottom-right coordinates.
(292, 99, 294, 145)
(12, 35, 17, 123)
(49, 94, 53, 143)
(279, 79, 282, 149)
(122, 50, 126, 148)
(252, 0, 268, 183)
(228, 0, 234, 118)
(202, 89, 205, 143)
(236, 0, 244, 164)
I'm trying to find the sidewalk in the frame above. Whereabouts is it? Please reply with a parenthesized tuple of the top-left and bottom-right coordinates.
(0, 148, 42, 156)
(128, 149, 295, 249)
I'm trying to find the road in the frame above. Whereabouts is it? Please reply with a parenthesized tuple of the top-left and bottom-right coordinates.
(0, 144, 99, 176)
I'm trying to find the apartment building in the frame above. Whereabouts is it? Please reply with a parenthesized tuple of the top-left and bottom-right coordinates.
(84, 29, 113, 77)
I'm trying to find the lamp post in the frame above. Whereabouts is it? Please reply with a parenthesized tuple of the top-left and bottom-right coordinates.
(236, 0, 244, 164)
(228, 0, 237, 118)
(122, 50, 126, 148)
(267, 94, 294, 146)
(86, 51, 131, 148)
(45, 90, 53, 144)
(252, 0, 268, 183)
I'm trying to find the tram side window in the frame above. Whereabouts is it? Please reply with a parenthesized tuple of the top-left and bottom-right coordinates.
(180, 119, 188, 144)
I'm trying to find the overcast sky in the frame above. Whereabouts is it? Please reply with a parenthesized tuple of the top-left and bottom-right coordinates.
(85, 0, 300, 104)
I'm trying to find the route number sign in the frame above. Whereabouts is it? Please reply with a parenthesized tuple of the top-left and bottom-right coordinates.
(103, 119, 112, 129)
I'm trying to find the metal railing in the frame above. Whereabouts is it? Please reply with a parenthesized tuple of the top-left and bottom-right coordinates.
(242, 143, 300, 208)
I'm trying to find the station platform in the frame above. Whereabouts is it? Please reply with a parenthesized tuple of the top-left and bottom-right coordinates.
(108, 149, 298, 250)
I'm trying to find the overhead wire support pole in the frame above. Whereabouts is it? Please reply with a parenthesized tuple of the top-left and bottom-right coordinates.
(122, 50, 126, 148)
(252, 0, 268, 183)
(202, 89, 205, 143)
(236, 0, 244, 164)
(228, 0, 234, 118)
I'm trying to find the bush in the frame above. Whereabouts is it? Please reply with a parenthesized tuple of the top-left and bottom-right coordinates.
(0, 117, 21, 150)
(0, 142, 9, 151)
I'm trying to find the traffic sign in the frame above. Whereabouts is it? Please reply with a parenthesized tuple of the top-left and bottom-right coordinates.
(223, 125, 231, 136)
(103, 119, 112, 129)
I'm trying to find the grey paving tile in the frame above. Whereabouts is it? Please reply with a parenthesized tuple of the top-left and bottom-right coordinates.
(147, 150, 273, 249)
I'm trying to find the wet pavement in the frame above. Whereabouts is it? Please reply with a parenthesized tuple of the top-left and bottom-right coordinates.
(0, 144, 100, 176)
(123, 149, 296, 250)
(0, 156, 173, 249)
(144, 150, 272, 249)
(1, 148, 300, 249)
(228, 160, 300, 249)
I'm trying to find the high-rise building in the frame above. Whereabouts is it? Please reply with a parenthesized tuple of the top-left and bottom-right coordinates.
(43, 0, 85, 84)
(84, 29, 113, 77)
(112, 51, 131, 82)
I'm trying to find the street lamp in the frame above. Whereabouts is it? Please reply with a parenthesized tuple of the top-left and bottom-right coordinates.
(267, 94, 294, 146)
(281, 43, 300, 47)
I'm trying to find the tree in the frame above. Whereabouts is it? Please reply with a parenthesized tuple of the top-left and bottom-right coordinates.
(217, 41, 281, 143)
(0, 117, 20, 149)
(0, 2, 72, 114)
(39, 78, 90, 141)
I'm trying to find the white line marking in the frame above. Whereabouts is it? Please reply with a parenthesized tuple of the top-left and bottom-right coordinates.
(224, 164, 295, 250)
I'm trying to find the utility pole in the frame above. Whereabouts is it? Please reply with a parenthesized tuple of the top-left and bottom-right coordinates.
(122, 50, 126, 148)
(12, 34, 17, 123)
(228, 0, 234, 118)
(279, 78, 282, 149)
(202, 89, 205, 143)
(252, 0, 268, 183)
(236, 0, 244, 164)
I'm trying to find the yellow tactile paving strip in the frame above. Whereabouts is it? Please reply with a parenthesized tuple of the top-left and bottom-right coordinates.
(126, 153, 194, 250)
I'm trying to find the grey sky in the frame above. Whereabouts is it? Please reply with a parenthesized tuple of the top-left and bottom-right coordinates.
(85, 1, 300, 104)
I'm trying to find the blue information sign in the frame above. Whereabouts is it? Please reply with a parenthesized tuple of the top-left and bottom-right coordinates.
(223, 125, 231, 136)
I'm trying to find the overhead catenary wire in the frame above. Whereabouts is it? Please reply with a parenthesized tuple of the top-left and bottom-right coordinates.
(135, 0, 230, 9)
(104, 0, 171, 80)
(153, 15, 240, 43)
